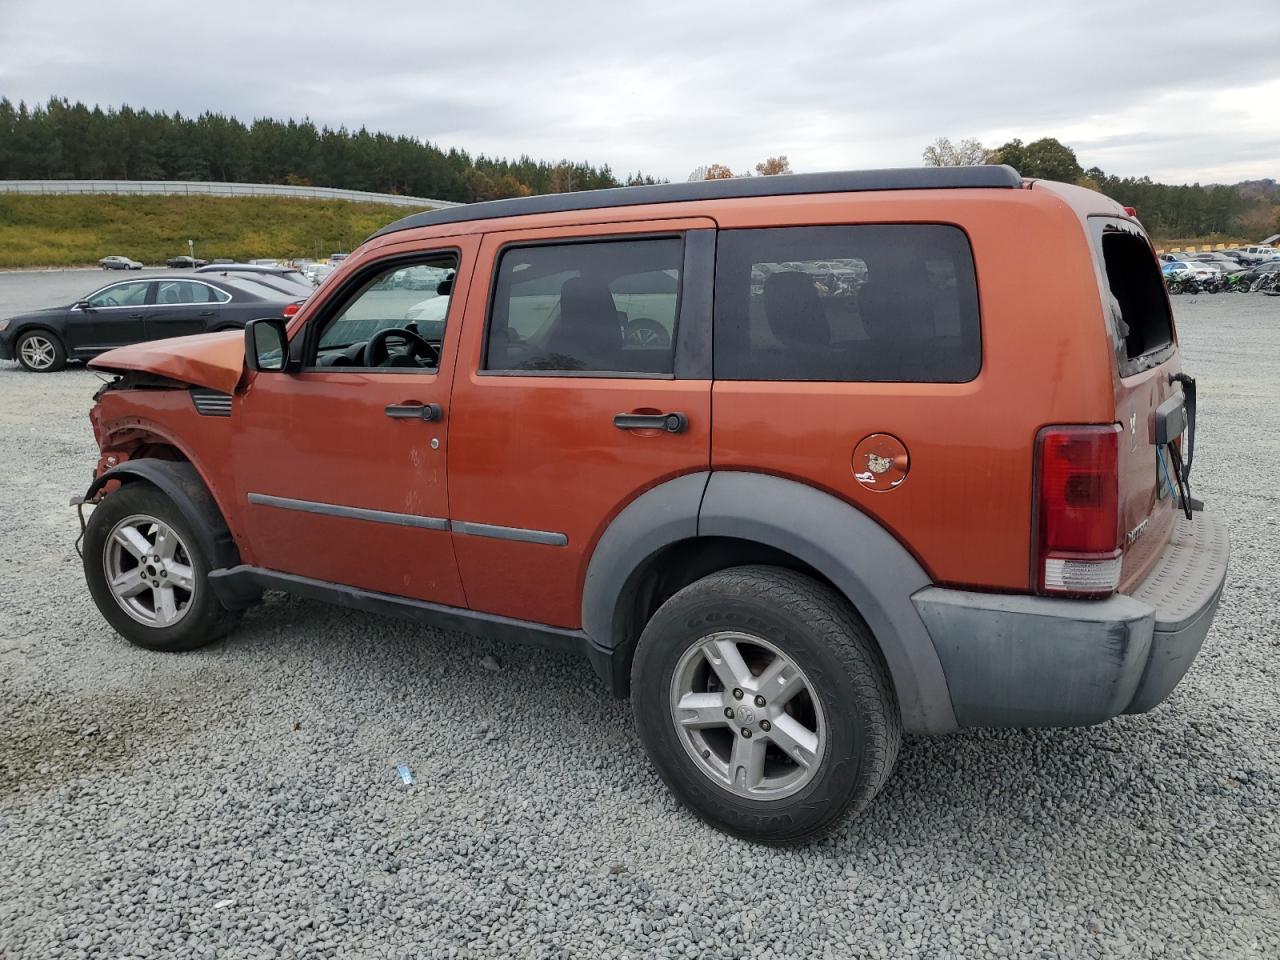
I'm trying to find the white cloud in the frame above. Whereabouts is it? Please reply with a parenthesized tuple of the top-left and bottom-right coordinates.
(1, 0, 1276, 184)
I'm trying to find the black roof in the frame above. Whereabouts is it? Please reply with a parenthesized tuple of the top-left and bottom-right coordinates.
(372, 165, 1023, 238)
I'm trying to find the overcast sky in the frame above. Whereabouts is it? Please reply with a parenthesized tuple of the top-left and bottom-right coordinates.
(2, 0, 1278, 186)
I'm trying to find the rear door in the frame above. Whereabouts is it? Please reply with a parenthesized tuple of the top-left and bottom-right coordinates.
(445, 219, 715, 628)
(1090, 217, 1181, 590)
(147, 279, 226, 340)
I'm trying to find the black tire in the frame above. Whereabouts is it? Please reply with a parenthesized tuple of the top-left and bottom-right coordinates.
(14, 328, 67, 372)
(83, 482, 239, 652)
(631, 566, 901, 844)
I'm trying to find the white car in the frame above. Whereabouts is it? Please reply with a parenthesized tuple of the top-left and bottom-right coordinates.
(404, 294, 450, 336)
(99, 255, 143, 271)
(1163, 261, 1216, 281)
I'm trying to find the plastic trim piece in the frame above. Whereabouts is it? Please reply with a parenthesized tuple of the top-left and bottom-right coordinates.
(208, 564, 595, 658)
(372, 166, 1023, 238)
(83, 459, 241, 577)
(246, 492, 449, 531)
(697, 472, 956, 734)
(450, 520, 568, 546)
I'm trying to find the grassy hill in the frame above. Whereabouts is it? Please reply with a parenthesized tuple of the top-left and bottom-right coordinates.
(0, 194, 429, 268)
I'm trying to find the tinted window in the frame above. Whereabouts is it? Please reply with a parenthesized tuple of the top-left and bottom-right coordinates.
(1097, 227, 1174, 363)
(86, 281, 149, 308)
(312, 256, 457, 368)
(156, 280, 226, 305)
(714, 225, 981, 382)
(485, 238, 682, 375)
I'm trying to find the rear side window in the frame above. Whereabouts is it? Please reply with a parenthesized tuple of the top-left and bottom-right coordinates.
(1096, 225, 1174, 365)
(485, 238, 682, 375)
(714, 225, 981, 382)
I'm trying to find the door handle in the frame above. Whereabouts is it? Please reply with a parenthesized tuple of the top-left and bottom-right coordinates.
(198, 310, 215, 317)
(127, 312, 143, 319)
(613, 411, 688, 433)
(385, 402, 443, 422)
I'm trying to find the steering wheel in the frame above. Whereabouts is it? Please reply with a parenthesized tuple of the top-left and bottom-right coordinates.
(365, 327, 440, 367)
(99, 296, 119, 308)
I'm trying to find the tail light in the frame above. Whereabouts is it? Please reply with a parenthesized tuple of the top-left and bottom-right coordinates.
(283, 301, 302, 319)
(1034, 424, 1122, 596)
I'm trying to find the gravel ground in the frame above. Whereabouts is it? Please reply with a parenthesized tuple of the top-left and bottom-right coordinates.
(1, 278, 1277, 959)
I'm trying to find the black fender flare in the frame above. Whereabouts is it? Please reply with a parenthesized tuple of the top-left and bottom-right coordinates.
(83, 459, 243, 582)
(582, 470, 958, 734)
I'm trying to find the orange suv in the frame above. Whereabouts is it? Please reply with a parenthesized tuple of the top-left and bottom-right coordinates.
(77, 167, 1229, 842)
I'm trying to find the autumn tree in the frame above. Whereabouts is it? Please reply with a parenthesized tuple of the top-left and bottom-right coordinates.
(922, 137, 989, 166)
(987, 137, 1083, 183)
(689, 163, 737, 180)
(755, 156, 792, 176)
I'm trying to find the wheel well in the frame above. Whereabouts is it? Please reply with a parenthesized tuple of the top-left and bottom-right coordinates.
(110, 436, 190, 463)
(608, 536, 846, 696)
(15, 325, 63, 345)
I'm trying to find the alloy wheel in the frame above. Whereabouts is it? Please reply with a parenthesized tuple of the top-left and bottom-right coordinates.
(19, 336, 57, 371)
(103, 514, 196, 628)
(669, 631, 827, 800)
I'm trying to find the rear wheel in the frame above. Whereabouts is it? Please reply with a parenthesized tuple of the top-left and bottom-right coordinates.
(83, 483, 239, 651)
(15, 330, 66, 372)
(632, 566, 901, 843)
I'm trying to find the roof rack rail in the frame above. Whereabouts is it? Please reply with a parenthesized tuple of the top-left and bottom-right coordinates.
(371, 165, 1022, 238)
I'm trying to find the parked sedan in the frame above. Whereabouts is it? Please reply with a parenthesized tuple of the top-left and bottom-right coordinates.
(1228, 260, 1280, 284)
(99, 255, 143, 270)
(0, 275, 296, 372)
(166, 255, 210, 269)
(1185, 252, 1242, 274)
(195, 262, 314, 289)
(1163, 261, 1217, 281)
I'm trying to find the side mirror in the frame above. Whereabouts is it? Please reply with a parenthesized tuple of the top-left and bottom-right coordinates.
(245, 317, 289, 372)
(74, 300, 92, 310)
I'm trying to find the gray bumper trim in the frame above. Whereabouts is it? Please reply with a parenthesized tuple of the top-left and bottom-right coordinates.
(913, 513, 1228, 728)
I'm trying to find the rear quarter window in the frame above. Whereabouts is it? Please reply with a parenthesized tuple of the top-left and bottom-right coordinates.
(1092, 220, 1174, 371)
(713, 224, 981, 382)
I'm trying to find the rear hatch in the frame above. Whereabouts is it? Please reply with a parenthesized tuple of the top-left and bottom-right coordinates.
(1089, 216, 1185, 592)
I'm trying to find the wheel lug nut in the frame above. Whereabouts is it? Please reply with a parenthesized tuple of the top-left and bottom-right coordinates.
(732, 688, 744, 700)
(723, 708, 734, 719)
(160, 571, 167, 578)
(740, 728, 752, 738)
(760, 720, 771, 732)
(754, 695, 766, 708)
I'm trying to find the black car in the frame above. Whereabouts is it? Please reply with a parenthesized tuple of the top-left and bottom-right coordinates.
(166, 255, 210, 269)
(0, 275, 298, 372)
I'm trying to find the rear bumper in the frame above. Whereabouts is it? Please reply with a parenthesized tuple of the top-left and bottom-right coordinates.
(913, 512, 1229, 728)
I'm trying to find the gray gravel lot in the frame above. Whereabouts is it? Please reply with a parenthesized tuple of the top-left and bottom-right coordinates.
(1, 275, 1277, 958)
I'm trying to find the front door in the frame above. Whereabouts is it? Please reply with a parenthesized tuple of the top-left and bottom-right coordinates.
(146, 278, 225, 340)
(230, 239, 476, 606)
(446, 220, 716, 628)
(65, 279, 153, 355)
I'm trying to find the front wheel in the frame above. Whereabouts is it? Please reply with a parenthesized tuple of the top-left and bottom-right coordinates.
(83, 482, 239, 651)
(15, 330, 67, 372)
(631, 566, 901, 843)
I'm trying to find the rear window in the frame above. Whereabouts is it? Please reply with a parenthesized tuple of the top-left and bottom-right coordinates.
(1095, 223, 1174, 366)
(713, 225, 981, 382)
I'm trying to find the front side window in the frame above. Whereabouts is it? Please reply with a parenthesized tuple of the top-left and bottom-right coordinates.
(86, 281, 150, 309)
(714, 225, 982, 382)
(485, 238, 682, 375)
(155, 280, 227, 305)
(311, 256, 457, 369)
